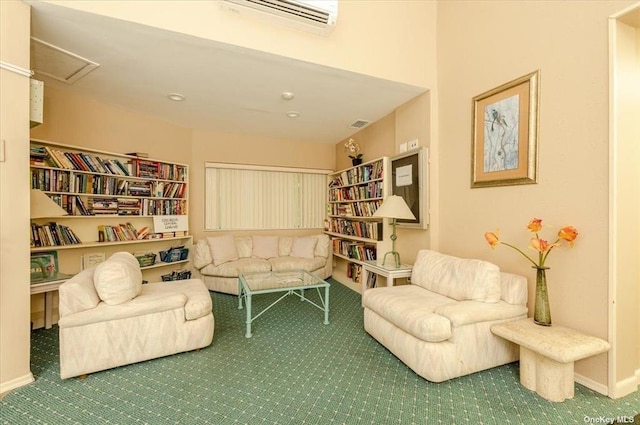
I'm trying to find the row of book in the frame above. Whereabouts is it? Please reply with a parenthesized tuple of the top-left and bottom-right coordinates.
(329, 160, 384, 187)
(327, 219, 382, 240)
(31, 169, 70, 193)
(141, 199, 188, 216)
(328, 181, 383, 202)
(332, 239, 377, 261)
(97, 223, 148, 242)
(328, 200, 382, 217)
(31, 222, 82, 248)
(129, 159, 187, 181)
(31, 145, 131, 176)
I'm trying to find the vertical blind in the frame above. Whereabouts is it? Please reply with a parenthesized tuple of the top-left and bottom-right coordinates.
(205, 164, 329, 230)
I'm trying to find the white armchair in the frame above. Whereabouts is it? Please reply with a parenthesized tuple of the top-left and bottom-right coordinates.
(58, 252, 214, 379)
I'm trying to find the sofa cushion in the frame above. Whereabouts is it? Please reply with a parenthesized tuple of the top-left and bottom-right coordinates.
(279, 237, 293, 256)
(94, 252, 143, 305)
(411, 250, 501, 303)
(207, 235, 239, 266)
(59, 266, 100, 316)
(314, 234, 330, 258)
(236, 237, 253, 258)
(269, 256, 326, 273)
(252, 236, 279, 259)
(290, 237, 318, 259)
(363, 285, 455, 342)
(200, 257, 271, 278)
(193, 239, 213, 269)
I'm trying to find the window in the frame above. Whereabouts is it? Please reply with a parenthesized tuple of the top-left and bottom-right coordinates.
(205, 163, 330, 230)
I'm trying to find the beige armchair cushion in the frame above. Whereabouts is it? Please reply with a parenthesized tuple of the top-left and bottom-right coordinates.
(94, 252, 142, 305)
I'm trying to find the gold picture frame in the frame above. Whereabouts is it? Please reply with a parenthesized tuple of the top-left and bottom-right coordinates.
(471, 70, 540, 188)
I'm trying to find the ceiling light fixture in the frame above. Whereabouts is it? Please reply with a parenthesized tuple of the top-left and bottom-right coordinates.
(286, 111, 300, 118)
(281, 91, 295, 100)
(168, 93, 185, 101)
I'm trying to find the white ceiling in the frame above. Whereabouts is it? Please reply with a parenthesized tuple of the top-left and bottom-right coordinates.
(28, 2, 427, 144)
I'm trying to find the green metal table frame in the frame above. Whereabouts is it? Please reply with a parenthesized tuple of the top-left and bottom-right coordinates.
(238, 271, 330, 338)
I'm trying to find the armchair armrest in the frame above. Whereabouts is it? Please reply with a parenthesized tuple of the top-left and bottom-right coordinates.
(58, 292, 187, 329)
(434, 301, 528, 328)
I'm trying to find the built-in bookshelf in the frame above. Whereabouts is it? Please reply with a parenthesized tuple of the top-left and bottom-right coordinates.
(325, 157, 390, 292)
(29, 139, 192, 281)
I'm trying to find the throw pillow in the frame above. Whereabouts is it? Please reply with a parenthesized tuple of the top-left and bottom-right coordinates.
(252, 236, 279, 259)
(93, 252, 143, 305)
(290, 237, 318, 259)
(207, 235, 239, 266)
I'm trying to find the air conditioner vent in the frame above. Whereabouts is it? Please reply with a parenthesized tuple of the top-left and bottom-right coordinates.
(348, 119, 371, 129)
(30, 37, 100, 84)
(221, 0, 337, 35)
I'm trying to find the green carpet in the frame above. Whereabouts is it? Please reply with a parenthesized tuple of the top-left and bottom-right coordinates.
(1, 280, 638, 424)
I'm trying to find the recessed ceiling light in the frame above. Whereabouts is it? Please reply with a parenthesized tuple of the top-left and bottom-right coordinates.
(168, 93, 185, 101)
(286, 111, 300, 118)
(281, 91, 295, 100)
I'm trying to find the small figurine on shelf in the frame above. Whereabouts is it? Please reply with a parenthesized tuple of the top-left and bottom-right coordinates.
(344, 138, 363, 166)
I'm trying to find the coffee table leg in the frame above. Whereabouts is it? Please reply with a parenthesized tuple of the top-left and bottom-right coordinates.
(323, 285, 330, 325)
(238, 279, 243, 310)
(245, 293, 252, 338)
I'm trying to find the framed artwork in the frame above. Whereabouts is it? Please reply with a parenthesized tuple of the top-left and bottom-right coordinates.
(471, 70, 540, 188)
(390, 147, 428, 229)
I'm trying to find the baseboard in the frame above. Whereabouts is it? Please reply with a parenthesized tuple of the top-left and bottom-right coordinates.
(0, 372, 34, 395)
(606, 372, 640, 399)
(575, 373, 609, 396)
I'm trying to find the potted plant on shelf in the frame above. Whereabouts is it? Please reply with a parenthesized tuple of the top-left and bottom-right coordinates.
(344, 138, 363, 166)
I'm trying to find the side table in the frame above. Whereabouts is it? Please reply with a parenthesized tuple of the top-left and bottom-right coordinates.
(30, 273, 71, 329)
(361, 261, 412, 304)
(491, 318, 610, 402)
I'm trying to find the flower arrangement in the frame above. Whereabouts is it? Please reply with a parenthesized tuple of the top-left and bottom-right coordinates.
(344, 138, 362, 160)
(484, 218, 578, 269)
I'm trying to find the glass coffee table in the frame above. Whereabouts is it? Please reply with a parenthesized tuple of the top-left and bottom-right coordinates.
(238, 270, 330, 338)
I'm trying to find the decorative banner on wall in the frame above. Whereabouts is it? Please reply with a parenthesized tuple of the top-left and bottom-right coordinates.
(153, 215, 188, 233)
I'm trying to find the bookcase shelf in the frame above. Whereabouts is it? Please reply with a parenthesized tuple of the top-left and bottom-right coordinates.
(325, 157, 390, 287)
(29, 139, 192, 283)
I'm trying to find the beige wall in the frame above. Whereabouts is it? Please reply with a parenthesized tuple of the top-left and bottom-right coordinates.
(0, 0, 34, 393)
(44, 0, 437, 88)
(437, 0, 636, 389)
(30, 86, 192, 164)
(190, 128, 336, 241)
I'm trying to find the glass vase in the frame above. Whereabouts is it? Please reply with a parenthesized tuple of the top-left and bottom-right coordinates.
(533, 266, 552, 326)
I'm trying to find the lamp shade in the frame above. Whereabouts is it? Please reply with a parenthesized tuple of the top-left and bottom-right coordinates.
(30, 189, 68, 218)
(372, 195, 416, 220)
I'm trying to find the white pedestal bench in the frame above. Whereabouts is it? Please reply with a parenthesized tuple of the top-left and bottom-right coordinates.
(491, 318, 610, 402)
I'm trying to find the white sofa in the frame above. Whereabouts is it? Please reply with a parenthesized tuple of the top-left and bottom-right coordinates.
(193, 234, 333, 295)
(363, 249, 528, 382)
(58, 252, 214, 379)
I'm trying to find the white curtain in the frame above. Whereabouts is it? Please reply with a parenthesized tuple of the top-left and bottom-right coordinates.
(205, 165, 328, 230)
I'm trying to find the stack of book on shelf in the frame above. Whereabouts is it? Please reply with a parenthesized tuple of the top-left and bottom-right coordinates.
(35, 145, 131, 176)
(328, 219, 382, 240)
(97, 223, 140, 242)
(117, 198, 141, 215)
(31, 222, 82, 247)
(366, 272, 378, 289)
(128, 181, 152, 197)
(91, 198, 118, 215)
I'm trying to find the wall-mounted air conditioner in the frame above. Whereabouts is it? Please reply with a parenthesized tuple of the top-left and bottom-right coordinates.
(221, 0, 338, 35)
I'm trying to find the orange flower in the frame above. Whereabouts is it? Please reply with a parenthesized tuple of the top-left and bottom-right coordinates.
(485, 218, 578, 268)
(529, 238, 557, 254)
(484, 231, 500, 248)
(558, 226, 578, 247)
(527, 218, 543, 233)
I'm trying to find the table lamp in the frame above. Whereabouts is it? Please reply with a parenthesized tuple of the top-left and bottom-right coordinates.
(372, 195, 416, 268)
(30, 189, 68, 218)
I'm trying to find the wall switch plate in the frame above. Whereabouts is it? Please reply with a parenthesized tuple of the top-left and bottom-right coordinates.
(408, 139, 419, 150)
(399, 142, 408, 153)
